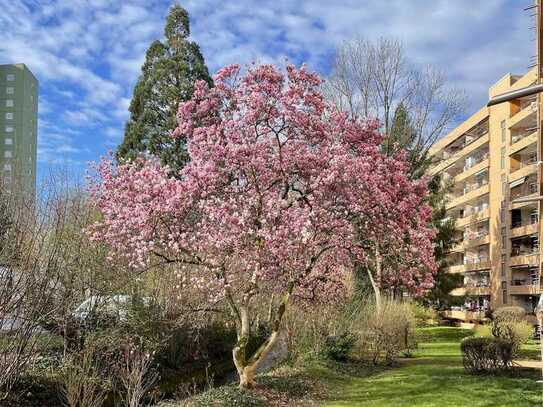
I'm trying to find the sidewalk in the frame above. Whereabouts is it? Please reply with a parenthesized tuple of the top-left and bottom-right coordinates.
(515, 359, 543, 369)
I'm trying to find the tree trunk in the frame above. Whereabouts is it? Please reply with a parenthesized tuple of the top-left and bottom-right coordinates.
(233, 283, 293, 389)
(367, 244, 383, 311)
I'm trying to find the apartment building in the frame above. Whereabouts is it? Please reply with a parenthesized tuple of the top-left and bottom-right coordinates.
(429, 67, 541, 323)
(0, 63, 38, 198)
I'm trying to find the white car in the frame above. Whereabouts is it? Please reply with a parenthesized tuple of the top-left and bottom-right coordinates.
(72, 295, 152, 321)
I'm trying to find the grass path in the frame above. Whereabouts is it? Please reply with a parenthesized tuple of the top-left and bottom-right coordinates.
(322, 327, 543, 407)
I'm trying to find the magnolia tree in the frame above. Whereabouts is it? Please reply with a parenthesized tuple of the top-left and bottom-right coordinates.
(89, 64, 436, 389)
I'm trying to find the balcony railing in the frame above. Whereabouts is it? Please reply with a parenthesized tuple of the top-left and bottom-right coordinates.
(511, 183, 538, 200)
(464, 152, 489, 171)
(511, 278, 540, 287)
(463, 257, 489, 266)
(511, 247, 539, 257)
(451, 305, 489, 313)
(462, 179, 489, 195)
(462, 205, 489, 218)
(511, 218, 538, 229)
(463, 230, 489, 240)
(465, 281, 490, 288)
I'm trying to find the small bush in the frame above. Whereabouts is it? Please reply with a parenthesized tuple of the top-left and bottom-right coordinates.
(321, 332, 357, 361)
(283, 302, 356, 363)
(411, 304, 438, 327)
(60, 346, 110, 407)
(183, 385, 265, 407)
(460, 336, 514, 373)
(356, 300, 417, 364)
(493, 306, 525, 323)
(490, 307, 531, 355)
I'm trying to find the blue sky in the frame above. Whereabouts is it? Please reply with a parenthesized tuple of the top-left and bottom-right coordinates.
(0, 0, 535, 184)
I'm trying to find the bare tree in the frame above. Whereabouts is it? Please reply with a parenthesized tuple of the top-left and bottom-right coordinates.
(324, 37, 465, 160)
(0, 190, 62, 392)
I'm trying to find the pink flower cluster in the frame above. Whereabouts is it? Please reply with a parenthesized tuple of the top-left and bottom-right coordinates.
(89, 64, 437, 302)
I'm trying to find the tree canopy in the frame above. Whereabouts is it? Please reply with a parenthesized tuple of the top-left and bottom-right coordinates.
(90, 64, 436, 389)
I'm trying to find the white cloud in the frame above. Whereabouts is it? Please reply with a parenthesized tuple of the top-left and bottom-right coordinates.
(0, 0, 536, 173)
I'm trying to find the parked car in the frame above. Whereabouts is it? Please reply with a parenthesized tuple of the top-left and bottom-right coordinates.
(72, 295, 152, 322)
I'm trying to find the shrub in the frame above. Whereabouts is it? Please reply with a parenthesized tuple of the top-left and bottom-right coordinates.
(182, 385, 265, 407)
(460, 336, 514, 373)
(493, 306, 525, 323)
(321, 332, 357, 361)
(60, 346, 110, 407)
(411, 303, 438, 327)
(490, 307, 532, 355)
(356, 300, 417, 364)
(283, 302, 355, 363)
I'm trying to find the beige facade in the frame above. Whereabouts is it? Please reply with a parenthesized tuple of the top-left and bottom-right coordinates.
(430, 68, 540, 323)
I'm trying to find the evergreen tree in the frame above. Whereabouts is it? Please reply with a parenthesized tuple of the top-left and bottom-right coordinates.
(423, 173, 463, 309)
(117, 4, 212, 171)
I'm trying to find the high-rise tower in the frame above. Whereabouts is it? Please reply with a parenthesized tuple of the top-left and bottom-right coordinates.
(0, 63, 38, 198)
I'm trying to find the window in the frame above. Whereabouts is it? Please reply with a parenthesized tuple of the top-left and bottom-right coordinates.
(5, 113, 12, 120)
(501, 120, 506, 143)
(501, 147, 506, 169)
(5, 100, 13, 107)
(4, 151, 12, 159)
(6, 74, 14, 81)
(5, 127, 13, 133)
(6, 87, 13, 95)
(501, 263, 506, 277)
(5, 138, 12, 146)
(3, 164, 11, 171)
(531, 210, 539, 224)
(502, 290, 508, 304)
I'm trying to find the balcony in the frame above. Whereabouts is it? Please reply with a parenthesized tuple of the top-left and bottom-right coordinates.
(431, 133, 489, 176)
(446, 184, 489, 210)
(510, 222, 538, 238)
(454, 159, 489, 184)
(442, 308, 488, 322)
(510, 252, 539, 267)
(445, 256, 490, 274)
(509, 100, 537, 130)
(510, 131, 537, 155)
(510, 176, 538, 203)
(466, 286, 491, 296)
(454, 234, 490, 251)
(450, 285, 490, 297)
(510, 163, 537, 183)
(509, 280, 541, 295)
(456, 207, 490, 228)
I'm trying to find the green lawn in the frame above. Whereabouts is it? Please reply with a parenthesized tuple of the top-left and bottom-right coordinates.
(322, 327, 543, 407)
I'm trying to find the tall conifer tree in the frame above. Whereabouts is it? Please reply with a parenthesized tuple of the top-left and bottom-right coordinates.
(117, 4, 212, 171)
